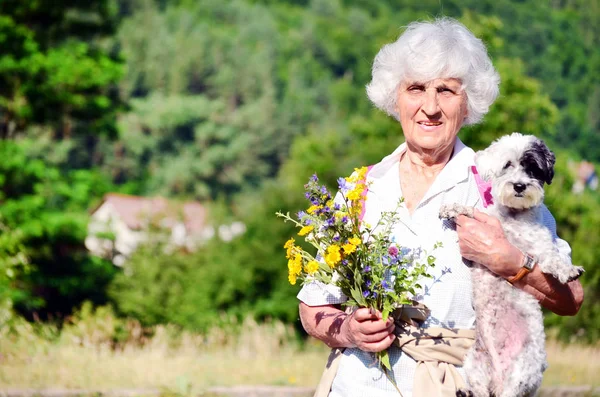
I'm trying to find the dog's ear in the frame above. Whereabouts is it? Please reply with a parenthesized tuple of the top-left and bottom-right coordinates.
(526, 139, 556, 185)
(474, 146, 497, 182)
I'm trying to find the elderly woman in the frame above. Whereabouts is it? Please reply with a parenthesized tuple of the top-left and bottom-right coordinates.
(297, 18, 583, 397)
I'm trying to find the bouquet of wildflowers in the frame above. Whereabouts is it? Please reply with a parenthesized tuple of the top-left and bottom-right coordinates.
(276, 167, 440, 374)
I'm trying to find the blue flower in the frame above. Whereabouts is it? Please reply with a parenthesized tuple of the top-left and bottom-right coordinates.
(334, 203, 341, 211)
(365, 280, 372, 288)
(363, 266, 371, 272)
(311, 174, 319, 182)
(363, 290, 370, 298)
(296, 211, 307, 219)
(341, 216, 349, 224)
(321, 186, 328, 195)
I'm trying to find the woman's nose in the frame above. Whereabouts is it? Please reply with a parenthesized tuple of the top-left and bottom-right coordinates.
(421, 90, 441, 116)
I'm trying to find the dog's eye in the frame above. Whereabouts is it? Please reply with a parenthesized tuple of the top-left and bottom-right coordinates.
(503, 161, 512, 170)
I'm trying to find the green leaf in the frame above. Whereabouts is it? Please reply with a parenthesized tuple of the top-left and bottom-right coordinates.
(350, 287, 366, 307)
(379, 350, 391, 370)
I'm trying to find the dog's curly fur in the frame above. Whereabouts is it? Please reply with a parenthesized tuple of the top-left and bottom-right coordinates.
(440, 133, 583, 397)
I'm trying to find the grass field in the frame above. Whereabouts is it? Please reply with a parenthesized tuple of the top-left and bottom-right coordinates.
(1, 308, 598, 394)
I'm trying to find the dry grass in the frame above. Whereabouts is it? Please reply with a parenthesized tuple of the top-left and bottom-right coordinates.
(0, 310, 328, 394)
(0, 307, 597, 393)
(544, 339, 600, 387)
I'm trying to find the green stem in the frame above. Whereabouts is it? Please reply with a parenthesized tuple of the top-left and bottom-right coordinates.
(382, 366, 404, 397)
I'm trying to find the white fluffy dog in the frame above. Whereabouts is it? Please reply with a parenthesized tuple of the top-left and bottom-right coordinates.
(439, 133, 583, 397)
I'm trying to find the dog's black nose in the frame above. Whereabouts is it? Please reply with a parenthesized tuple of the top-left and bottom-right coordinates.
(513, 183, 526, 193)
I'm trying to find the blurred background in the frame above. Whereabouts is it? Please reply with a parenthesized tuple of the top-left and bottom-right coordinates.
(0, 0, 598, 394)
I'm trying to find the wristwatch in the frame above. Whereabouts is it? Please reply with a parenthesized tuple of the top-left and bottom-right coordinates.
(507, 252, 536, 284)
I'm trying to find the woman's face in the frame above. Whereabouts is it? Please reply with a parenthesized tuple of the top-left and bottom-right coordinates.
(395, 78, 468, 156)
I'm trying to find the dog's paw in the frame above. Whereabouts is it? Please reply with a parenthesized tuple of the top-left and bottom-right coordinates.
(439, 204, 457, 220)
(439, 204, 473, 220)
(456, 389, 473, 397)
(567, 266, 585, 282)
(553, 265, 584, 284)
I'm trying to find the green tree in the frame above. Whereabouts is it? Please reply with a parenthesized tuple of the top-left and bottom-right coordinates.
(0, 0, 124, 141)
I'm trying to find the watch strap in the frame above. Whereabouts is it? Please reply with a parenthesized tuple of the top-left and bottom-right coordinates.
(507, 252, 536, 284)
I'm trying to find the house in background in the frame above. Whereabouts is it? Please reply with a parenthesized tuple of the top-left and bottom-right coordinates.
(85, 193, 216, 266)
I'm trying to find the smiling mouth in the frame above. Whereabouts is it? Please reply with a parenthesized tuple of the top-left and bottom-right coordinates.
(418, 121, 442, 126)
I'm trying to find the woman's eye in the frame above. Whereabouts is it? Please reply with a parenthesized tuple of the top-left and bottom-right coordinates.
(408, 85, 424, 92)
(503, 161, 512, 170)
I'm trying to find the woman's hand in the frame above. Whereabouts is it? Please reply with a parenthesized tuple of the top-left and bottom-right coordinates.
(455, 209, 522, 278)
(341, 308, 396, 352)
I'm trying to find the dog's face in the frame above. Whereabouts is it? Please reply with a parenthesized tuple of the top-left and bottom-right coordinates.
(475, 133, 555, 210)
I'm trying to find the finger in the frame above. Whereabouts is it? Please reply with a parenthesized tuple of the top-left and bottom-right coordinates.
(357, 327, 395, 343)
(456, 214, 476, 229)
(353, 308, 379, 322)
(472, 209, 494, 224)
(357, 318, 395, 335)
(360, 334, 396, 352)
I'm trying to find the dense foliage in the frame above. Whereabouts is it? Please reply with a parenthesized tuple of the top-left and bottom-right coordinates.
(0, 0, 598, 342)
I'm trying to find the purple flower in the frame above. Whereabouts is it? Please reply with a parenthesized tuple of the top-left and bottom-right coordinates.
(304, 192, 311, 199)
(321, 186, 328, 195)
(333, 234, 340, 241)
(310, 196, 320, 205)
(341, 216, 349, 224)
(297, 211, 307, 219)
(382, 280, 392, 291)
(337, 177, 350, 193)
(334, 203, 341, 211)
(388, 245, 399, 257)
(341, 259, 349, 266)
(311, 174, 318, 182)
(362, 290, 370, 298)
(363, 266, 371, 272)
(365, 280, 372, 288)
(304, 219, 312, 225)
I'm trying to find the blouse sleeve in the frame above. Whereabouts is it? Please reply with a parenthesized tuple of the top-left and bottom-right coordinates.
(540, 204, 572, 264)
(297, 280, 348, 306)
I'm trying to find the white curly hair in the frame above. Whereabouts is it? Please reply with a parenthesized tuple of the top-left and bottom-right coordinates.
(366, 17, 500, 125)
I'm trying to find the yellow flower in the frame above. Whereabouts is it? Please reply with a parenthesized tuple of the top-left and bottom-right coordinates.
(345, 167, 368, 183)
(325, 245, 342, 268)
(288, 253, 303, 274)
(284, 238, 296, 259)
(298, 225, 314, 236)
(347, 188, 361, 201)
(342, 243, 356, 254)
(288, 273, 297, 285)
(307, 205, 321, 214)
(349, 237, 361, 246)
(349, 202, 363, 216)
(304, 260, 320, 274)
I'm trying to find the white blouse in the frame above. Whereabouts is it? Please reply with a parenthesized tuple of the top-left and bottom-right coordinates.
(297, 138, 571, 397)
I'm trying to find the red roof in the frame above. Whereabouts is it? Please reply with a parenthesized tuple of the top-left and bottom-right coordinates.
(95, 193, 207, 234)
